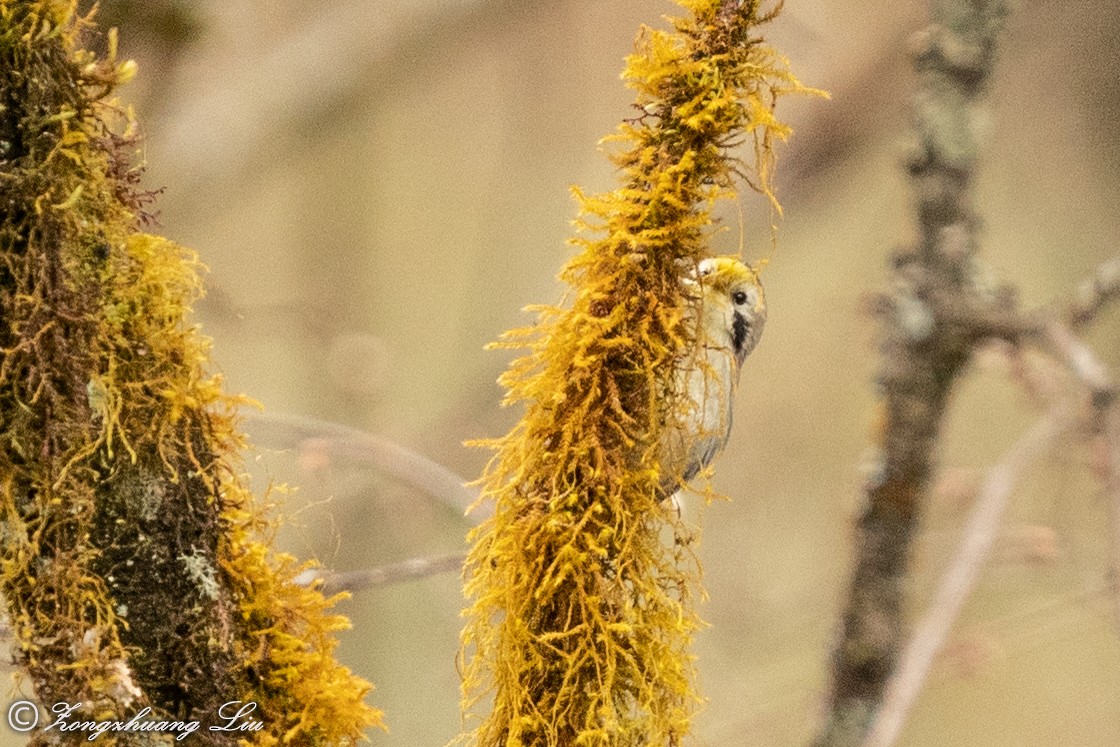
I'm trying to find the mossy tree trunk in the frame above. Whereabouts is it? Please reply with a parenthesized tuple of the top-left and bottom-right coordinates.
(0, 3, 379, 744)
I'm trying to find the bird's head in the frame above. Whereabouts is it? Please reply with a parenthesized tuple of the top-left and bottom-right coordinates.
(690, 257, 767, 367)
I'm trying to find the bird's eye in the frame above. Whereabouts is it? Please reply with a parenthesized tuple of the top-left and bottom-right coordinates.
(732, 291, 748, 305)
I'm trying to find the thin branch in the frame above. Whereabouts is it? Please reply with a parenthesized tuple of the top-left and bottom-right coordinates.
(1068, 254, 1120, 329)
(1037, 321, 1115, 407)
(1104, 408, 1120, 627)
(297, 554, 466, 596)
(862, 409, 1070, 747)
(1032, 321, 1120, 624)
(242, 410, 484, 521)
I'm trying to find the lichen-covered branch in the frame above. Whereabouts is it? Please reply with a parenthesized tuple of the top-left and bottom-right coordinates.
(0, 4, 378, 743)
(814, 1, 1011, 745)
(458, 2, 815, 745)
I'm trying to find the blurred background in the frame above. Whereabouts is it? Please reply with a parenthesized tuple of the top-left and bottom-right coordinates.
(13, 0, 1120, 744)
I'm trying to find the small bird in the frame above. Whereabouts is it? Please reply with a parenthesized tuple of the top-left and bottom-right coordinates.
(659, 256, 767, 500)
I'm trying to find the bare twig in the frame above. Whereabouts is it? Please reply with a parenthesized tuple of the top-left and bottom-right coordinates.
(297, 554, 466, 596)
(862, 410, 1070, 747)
(1104, 408, 1120, 626)
(1068, 254, 1120, 329)
(1038, 321, 1115, 407)
(1031, 320, 1120, 623)
(242, 410, 483, 520)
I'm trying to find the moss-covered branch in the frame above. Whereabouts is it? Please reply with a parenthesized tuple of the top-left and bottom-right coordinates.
(0, 3, 379, 743)
(458, 2, 815, 745)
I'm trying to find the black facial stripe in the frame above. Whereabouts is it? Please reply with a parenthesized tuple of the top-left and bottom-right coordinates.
(732, 311, 749, 354)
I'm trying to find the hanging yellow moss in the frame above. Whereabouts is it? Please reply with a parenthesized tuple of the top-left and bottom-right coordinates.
(459, 2, 819, 745)
(0, 2, 379, 743)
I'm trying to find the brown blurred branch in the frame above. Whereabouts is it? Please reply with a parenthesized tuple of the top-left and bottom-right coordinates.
(1042, 270, 1120, 624)
(243, 410, 483, 520)
(1068, 255, 1120, 329)
(1104, 408, 1120, 626)
(298, 554, 466, 596)
(1034, 310, 1120, 624)
(1038, 322, 1120, 625)
(1038, 321, 1115, 403)
(862, 409, 1070, 747)
(815, 1, 1011, 744)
